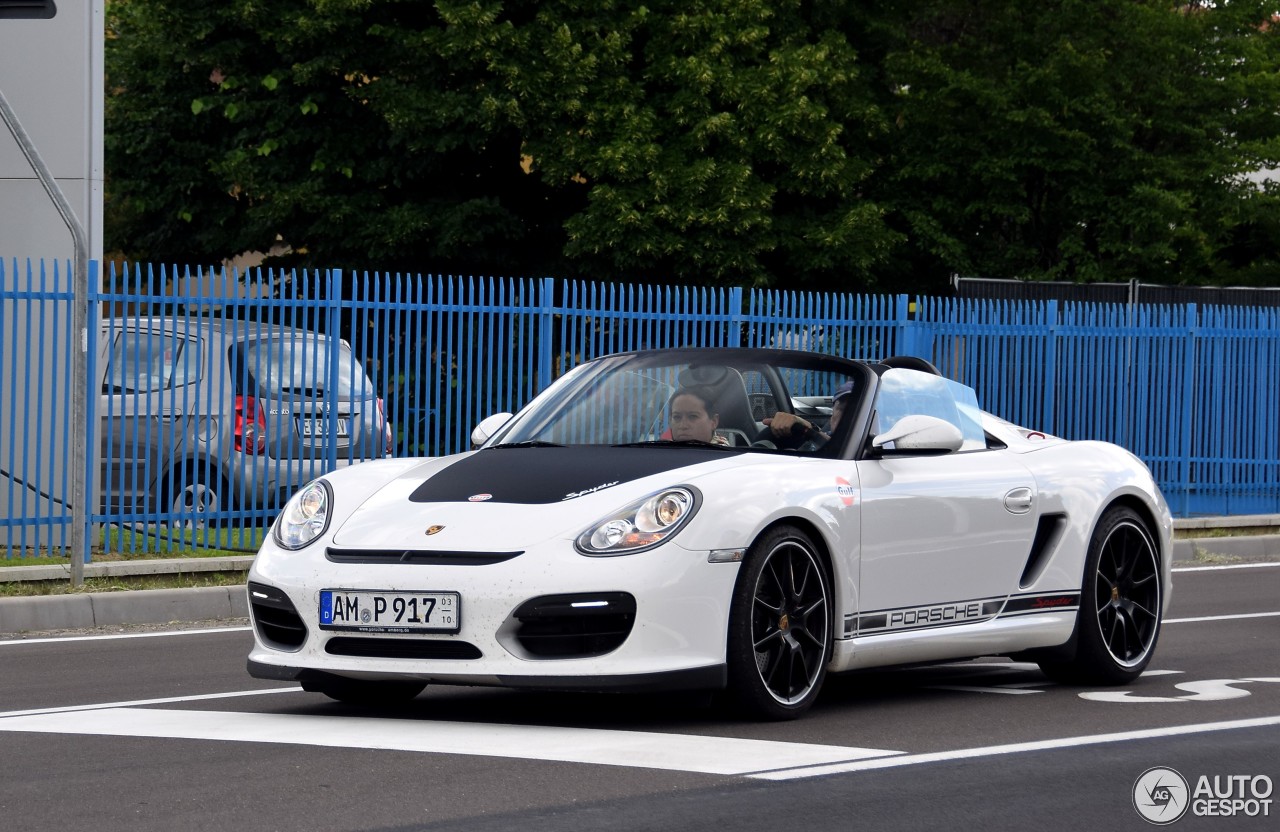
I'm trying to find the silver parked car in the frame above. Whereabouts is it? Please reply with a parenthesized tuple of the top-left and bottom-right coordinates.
(97, 316, 392, 527)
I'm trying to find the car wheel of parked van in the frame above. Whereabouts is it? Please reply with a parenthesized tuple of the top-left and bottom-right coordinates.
(164, 467, 228, 530)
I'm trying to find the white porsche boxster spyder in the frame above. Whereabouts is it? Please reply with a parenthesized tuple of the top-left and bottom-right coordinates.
(247, 347, 1173, 719)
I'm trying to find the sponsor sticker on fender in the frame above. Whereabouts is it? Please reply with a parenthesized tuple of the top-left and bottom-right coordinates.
(835, 477, 856, 507)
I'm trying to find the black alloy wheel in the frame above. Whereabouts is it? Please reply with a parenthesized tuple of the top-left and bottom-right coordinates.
(1093, 513, 1161, 667)
(727, 525, 832, 719)
(1040, 506, 1162, 685)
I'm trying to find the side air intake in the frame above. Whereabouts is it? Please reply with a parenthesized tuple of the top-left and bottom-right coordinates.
(1019, 513, 1068, 589)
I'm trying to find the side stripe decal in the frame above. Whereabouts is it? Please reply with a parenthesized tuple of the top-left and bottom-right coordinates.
(843, 591, 1082, 637)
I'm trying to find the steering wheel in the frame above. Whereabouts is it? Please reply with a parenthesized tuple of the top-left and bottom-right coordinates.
(755, 420, 821, 451)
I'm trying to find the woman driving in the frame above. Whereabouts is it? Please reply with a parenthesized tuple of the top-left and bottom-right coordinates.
(667, 387, 723, 444)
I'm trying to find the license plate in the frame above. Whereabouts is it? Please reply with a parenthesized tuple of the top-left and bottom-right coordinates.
(298, 417, 349, 438)
(319, 590, 460, 633)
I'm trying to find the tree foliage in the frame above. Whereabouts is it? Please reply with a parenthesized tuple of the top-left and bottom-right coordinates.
(105, 0, 1280, 291)
(869, 0, 1280, 289)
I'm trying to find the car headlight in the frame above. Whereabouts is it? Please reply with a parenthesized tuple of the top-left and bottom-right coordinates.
(272, 480, 333, 550)
(575, 487, 700, 556)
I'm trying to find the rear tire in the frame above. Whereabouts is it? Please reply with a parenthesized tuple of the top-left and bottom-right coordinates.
(163, 466, 231, 530)
(1039, 506, 1163, 685)
(304, 678, 426, 705)
(726, 525, 832, 720)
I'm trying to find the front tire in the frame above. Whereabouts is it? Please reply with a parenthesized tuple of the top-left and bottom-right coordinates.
(726, 525, 833, 720)
(1039, 506, 1163, 685)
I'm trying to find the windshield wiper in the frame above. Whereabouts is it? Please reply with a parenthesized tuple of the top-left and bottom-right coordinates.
(488, 440, 565, 449)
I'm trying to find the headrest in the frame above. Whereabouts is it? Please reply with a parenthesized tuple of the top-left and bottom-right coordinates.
(678, 365, 731, 388)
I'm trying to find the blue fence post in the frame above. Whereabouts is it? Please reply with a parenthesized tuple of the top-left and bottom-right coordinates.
(1180, 303, 1197, 517)
(728, 286, 743, 347)
(327, 268, 342, 475)
(83, 259, 99, 562)
(894, 294, 925, 358)
(538, 277, 555, 392)
(894, 294, 910, 356)
(1043, 300, 1058, 434)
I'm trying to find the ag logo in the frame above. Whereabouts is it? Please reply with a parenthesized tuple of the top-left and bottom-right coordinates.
(425, 525, 445, 536)
(1133, 767, 1190, 825)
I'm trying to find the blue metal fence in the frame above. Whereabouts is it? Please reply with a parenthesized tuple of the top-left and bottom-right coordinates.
(2, 259, 1278, 559)
(0, 258, 76, 556)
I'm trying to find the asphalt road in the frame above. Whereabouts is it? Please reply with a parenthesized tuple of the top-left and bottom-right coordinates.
(1, 561, 1277, 832)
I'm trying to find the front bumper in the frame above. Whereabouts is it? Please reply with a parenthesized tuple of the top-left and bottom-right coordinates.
(247, 659, 727, 693)
(246, 535, 740, 692)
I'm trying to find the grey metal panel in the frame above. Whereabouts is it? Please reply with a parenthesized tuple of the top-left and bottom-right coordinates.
(0, 3, 89, 178)
(0, 178, 84, 262)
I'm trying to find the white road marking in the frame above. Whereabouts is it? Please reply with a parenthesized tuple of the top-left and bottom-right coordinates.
(1140, 669, 1185, 677)
(1080, 678, 1280, 704)
(0, 687, 302, 719)
(0, 626, 251, 646)
(0, 707, 903, 777)
(1165, 611, 1280, 624)
(1173, 562, 1280, 573)
(749, 714, 1280, 780)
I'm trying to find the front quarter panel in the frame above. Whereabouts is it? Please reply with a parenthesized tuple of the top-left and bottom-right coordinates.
(675, 456, 862, 625)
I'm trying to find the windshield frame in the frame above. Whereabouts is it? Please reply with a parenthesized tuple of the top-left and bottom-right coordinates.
(484, 347, 876, 459)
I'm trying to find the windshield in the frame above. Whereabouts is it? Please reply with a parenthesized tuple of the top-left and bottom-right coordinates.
(489, 350, 866, 455)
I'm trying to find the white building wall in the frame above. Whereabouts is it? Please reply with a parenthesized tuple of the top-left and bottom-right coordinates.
(0, 1, 104, 549)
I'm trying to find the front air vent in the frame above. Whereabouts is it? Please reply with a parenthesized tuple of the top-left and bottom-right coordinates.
(247, 581, 307, 650)
(325, 637, 482, 660)
(326, 548, 522, 566)
(512, 592, 637, 659)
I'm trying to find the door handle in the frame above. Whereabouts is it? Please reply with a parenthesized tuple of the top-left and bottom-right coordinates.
(1004, 487, 1034, 514)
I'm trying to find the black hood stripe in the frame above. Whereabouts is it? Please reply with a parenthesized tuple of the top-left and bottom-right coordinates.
(408, 445, 742, 505)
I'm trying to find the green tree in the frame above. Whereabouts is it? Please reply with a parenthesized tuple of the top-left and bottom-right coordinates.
(105, 0, 896, 287)
(106, 1, 1280, 291)
(105, 0, 570, 276)
(431, 0, 899, 286)
(868, 0, 1280, 289)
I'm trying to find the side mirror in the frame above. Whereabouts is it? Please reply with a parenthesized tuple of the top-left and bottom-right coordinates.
(470, 412, 513, 447)
(871, 414, 963, 454)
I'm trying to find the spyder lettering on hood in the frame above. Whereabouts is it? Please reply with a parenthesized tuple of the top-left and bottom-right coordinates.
(563, 481, 619, 500)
